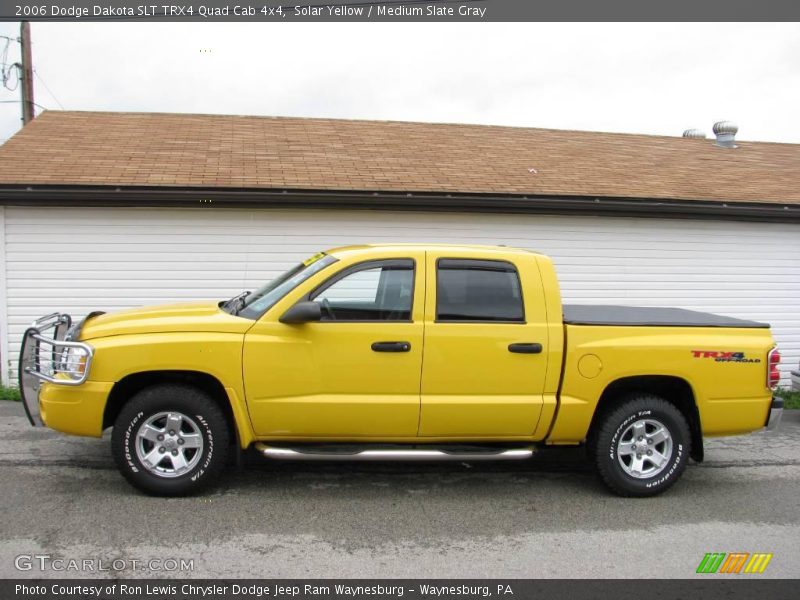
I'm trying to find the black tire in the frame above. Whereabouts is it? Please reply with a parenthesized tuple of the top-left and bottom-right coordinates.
(111, 384, 229, 496)
(590, 394, 691, 497)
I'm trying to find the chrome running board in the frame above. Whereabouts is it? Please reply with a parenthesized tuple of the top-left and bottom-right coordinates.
(254, 443, 534, 462)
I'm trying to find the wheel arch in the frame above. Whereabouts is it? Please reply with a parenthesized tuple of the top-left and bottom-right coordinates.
(590, 375, 703, 462)
(103, 370, 238, 447)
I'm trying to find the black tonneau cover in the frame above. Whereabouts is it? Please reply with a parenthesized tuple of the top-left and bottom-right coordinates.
(563, 305, 769, 329)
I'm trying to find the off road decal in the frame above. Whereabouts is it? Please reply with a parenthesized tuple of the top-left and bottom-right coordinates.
(691, 350, 761, 363)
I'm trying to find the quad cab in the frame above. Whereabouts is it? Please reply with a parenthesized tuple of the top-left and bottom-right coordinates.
(19, 244, 783, 496)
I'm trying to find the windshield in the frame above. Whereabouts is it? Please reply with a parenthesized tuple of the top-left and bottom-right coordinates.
(236, 253, 338, 320)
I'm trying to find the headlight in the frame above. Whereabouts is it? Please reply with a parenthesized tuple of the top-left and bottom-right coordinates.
(64, 322, 81, 342)
(57, 346, 90, 380)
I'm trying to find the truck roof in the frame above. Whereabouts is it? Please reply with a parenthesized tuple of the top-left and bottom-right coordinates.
(326, 243, 543, 256)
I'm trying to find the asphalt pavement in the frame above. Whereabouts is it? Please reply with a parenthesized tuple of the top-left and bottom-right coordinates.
(0, 400, 798, 579)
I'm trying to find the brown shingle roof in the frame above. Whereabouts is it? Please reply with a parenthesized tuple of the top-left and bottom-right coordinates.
(0, 110, 798, 205)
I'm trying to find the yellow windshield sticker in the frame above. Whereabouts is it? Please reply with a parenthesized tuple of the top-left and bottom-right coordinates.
(302, 252, 326, 267)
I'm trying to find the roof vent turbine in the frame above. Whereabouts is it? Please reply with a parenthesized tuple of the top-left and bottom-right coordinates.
(712, 121, 738, 148)
(682, 129, 706, 139)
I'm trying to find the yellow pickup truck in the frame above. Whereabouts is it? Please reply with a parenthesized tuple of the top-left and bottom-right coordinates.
(19, 244, 782, 497)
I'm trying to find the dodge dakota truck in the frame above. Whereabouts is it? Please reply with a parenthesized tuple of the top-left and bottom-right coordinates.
(19, 244, 782, 497)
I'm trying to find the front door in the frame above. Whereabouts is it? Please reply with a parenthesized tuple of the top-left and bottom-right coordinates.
(243, 252, 425, 438)
(419, 251, 549, 438)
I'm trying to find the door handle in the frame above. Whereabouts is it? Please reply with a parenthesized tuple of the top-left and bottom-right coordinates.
(508, 343, 543, 354)
(371, 341, 411, 353)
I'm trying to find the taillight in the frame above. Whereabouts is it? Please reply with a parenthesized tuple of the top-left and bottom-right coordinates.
(767, 347, 781, 389)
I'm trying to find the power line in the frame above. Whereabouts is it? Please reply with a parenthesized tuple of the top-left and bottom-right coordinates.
(0, 99, 49, 110)
(0, 36, 19, 91)
(33, 69, 63, 109)
(1, 66, 19, 91)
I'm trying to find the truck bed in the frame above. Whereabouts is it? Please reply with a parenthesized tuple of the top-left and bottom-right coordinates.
(563, 305, 769, 329)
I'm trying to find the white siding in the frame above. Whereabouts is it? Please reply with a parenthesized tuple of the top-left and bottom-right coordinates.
(2, 206, 798, 386)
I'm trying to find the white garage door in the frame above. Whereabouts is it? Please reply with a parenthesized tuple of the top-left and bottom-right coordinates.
(1, 206, 798, 386)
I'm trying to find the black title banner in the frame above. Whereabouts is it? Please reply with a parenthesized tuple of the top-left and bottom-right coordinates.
(2, 0, 800, 22)
(3, 579, 799, 600)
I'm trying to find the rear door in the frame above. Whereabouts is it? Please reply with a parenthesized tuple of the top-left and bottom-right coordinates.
(419, 250, 549, 438)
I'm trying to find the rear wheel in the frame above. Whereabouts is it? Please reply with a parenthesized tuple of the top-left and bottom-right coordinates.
(111, 384, 229, 496)
(590, 394, 691, 497)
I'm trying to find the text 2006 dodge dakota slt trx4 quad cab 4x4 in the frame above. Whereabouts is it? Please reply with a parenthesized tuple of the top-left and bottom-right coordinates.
(19, 244, 783, 497)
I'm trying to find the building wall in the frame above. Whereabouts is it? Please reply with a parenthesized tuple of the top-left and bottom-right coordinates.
(2, 206, 798, 386)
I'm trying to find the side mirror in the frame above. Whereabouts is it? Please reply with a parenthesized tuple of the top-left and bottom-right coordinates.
(280, 300, 322, 324)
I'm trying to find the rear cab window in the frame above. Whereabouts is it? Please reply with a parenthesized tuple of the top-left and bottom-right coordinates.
(436, 259, 525, 323)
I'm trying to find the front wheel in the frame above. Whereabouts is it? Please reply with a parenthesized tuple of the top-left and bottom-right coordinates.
(590, 394, 691, 497)
(111, 384, 229, 496)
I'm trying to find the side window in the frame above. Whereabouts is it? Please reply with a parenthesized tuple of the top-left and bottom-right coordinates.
(436, 259, 524, 322)
(311, 260, 415, 321)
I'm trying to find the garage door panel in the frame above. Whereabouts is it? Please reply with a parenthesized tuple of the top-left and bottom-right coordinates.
(2, 206, 797, 387)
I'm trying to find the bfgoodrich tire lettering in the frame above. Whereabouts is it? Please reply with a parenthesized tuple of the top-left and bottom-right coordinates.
(591, 394, 691, 497)
(111, 384, 229, 496)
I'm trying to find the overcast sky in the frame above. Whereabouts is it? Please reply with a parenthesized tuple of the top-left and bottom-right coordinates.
(0, 22, 798, 144)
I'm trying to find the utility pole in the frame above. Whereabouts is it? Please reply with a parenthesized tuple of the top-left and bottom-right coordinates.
(19, 21, 34, 125)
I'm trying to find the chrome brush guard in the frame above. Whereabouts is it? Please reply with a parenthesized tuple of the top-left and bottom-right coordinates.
(19, 313, 94, 426)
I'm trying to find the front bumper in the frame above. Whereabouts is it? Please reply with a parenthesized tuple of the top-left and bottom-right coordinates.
(19, 313, 94, 427)
(37, 379, 114, 437)
(765, 396, 783, 431)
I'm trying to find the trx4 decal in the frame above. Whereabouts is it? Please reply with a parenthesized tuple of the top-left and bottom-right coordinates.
(691, 350, 761, 363)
